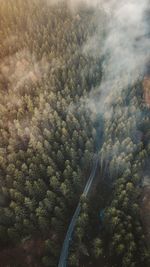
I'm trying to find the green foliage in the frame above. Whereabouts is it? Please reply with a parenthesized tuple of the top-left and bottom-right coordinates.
(100, 82, 150, 267)
(0, 0, 101, 265)
(69, 81, 150, 267)
(0, 2, 149, 267)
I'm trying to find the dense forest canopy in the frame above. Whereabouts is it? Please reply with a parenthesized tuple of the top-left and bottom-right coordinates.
(0, 0, 150, 267)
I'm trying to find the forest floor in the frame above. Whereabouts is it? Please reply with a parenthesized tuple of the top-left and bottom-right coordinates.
(0, 238, 44, 267)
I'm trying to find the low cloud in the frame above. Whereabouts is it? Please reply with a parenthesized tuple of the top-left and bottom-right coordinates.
(81, 0, 150, 114)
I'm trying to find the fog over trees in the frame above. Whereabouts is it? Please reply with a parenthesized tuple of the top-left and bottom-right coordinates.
(0, 1, 150, 267)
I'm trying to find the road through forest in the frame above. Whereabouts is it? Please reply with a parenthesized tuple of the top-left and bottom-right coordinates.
(58, 154, 99, 267)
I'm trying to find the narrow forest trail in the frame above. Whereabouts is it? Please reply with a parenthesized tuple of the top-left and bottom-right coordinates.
(58, 154, 99, 267)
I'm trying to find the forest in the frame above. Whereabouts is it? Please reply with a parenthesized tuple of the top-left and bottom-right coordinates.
(0, 0, 150, 267)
